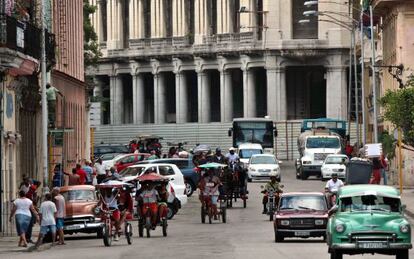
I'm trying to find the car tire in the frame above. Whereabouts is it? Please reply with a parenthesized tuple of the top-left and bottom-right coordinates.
(396, 250, 409, 259)
(185, 181, 194, 197)
(96, 228, 103, 238)
(301, 170, 308, 180)
(330, 250, 343, 259)
(274, 231, 284, 243)
(276, 176, 281, 182)
(247, 178, 252, 182)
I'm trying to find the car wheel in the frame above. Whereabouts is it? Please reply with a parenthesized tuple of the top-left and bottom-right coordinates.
(396, 250, 409, 259)
(247, 178, 252, 182)
(330, 250, 343, 259)
(185, 181, 194, 197)
(301, 170, 308, 180)
(274, 231, 284, 243)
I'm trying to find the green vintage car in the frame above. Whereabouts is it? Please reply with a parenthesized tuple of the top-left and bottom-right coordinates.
(327, 185, 412, 259)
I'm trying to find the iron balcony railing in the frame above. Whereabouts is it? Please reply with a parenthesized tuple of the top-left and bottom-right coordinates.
(0, 13, 55, 65)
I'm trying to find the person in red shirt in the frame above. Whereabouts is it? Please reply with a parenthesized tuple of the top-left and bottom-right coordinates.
(370, 158, 382, 185)
(345, 140, 353, 158)
(76, 164, 87, 185)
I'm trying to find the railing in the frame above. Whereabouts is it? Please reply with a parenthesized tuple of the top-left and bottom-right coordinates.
(0, 14, 55, 63)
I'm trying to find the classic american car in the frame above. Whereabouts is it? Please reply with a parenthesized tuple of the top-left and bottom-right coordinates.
(60, 185, 102, 237)
(274, 192, 329, 242)
(327, 185, 412, 259)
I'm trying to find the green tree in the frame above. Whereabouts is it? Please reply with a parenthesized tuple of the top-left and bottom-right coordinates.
(84, 0, 101, 68)
(379, 75, 414, 147)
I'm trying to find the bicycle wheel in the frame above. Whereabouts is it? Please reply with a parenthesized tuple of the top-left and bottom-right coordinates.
(138, 219, 144, 237)
(102, 225, 112, 247)
(125, 222, 132, 245)
(201, 206, 206, 224)
(162, 219, 168, 237)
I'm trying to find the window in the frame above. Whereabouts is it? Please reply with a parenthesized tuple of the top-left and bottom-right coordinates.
(292, 0, 318, 39)
(143, 0, 151, 38)
(186, 0, 195, 43)
(120, 167, 146, 177)
(62, 190, 96, 202)
(165, 0, 173, 37)
(158, 166, 175, 176)
(121, 155, 135, 164)
(239, 149, 263, 159)
(101, 0, 107, 41)
(257, 0, 263, 40)
(250, 156, 276, 165)
(233, 0, 240, 33)
(280, 196, 327, 211)
(207, 0, 217, 35)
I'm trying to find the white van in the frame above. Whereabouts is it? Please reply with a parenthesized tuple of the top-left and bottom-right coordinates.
(238, 143, 264, 165)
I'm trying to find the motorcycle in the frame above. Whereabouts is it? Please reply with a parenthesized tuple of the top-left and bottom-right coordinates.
(327, 190, 338, 207)
(261, 185, 283, 221)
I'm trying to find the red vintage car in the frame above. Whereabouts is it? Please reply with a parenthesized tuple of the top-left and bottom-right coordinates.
(115, 153, 151, 172)
(273, 192, 329, 242)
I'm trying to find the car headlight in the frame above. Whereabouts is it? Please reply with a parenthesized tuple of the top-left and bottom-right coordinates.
(280, 220, 290, 226)
(302, 161, 312, 165)
(272, 168, 278, 172)
(249, 167, 256, 171)
(335, 224, 345, 233)
(315, 219, 325, 225)
(400, 224, 410, 233)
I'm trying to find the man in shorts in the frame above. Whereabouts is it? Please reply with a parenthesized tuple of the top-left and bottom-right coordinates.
(52, 187, 66, 245)
(35, 193, 57, 248)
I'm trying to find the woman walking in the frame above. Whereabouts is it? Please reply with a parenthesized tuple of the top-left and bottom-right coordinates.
(9, 190, 39, 247)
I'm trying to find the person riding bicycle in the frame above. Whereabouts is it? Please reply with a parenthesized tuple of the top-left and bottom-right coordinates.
(262, 173, 283, 214)
(101, 188, 121, 241)
(212, 148, 226, 164)
(156, 182, 169, 220)
(325, 173, 344, 206)
(137, 182, 159, 229)
(199, 168, 221, 217)
(225, 147, 240, 164)
(118, 186, 134, 226)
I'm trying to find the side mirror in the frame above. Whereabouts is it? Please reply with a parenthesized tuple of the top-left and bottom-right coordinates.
(228, 128, 232, 137)
(278, 161, 283, 164)
(274, 129, 278, 137)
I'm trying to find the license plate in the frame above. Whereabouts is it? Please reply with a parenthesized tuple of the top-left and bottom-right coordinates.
(65, 225, 82, 230)
(358, 242, 388, 249)
(294, 231, 310, 237)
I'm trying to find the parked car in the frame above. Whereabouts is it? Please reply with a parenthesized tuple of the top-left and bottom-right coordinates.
(327, 185, 412, 259)
(114, 153, 151, 172)
(137, 158, 200, 197)
(94, 144, 129, 159)
(102, 153, 129, 168)
(120, 163, 187, 206)
(248, 154, 282, 182)
(321, 154, 348, 181)
(60, 185, 102, 237)
(274, 192, 329, 242)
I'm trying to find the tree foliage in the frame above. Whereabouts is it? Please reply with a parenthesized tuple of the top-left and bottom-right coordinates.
(84, 0, 101, 68)
(379, 75, 414, 147)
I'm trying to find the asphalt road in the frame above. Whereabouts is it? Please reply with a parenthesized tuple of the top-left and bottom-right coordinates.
(4, 162, 414, 259)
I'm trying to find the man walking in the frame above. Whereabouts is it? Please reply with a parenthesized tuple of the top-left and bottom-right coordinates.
(35, 193, 57, 248)
(82, 160, 93, 185)
(95, 158, 106, 184)
(52, 188, 66, 245)
(76, 164, 87, 185)
(46, 83, 62, 128)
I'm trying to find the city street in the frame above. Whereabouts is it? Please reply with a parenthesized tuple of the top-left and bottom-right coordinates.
(2, 162, 413, 259)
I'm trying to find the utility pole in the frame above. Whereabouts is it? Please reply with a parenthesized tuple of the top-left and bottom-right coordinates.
(370, 5, 379, 143)
(360, 10, 366, 145)
(41, 0, 49, 193)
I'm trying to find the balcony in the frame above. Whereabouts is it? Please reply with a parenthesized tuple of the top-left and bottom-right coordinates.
(0, 14, 55, 74)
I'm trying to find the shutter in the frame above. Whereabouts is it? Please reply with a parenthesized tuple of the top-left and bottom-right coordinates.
(292, 0, 318, 39)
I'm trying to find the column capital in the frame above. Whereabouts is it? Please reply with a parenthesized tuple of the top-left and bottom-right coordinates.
(326, 65, 347, 72)
(265, 66, 285, 73)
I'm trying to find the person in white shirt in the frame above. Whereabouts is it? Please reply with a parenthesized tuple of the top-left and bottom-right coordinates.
(95, 158, 106, 184)
(35, 193, 57, 248)
(325, 173, 344, 207)
(225, 147, 240, 164)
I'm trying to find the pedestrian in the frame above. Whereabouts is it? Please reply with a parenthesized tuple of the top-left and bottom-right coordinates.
(345, 140, 353, 158)
(82, 160, 93, 185)
(46, 83, 62, 128)
(370, 158, 382, 185)
(76, 163, 87, 185)
(52, 164, 65, 187)
(380, 154, 389, 185)
(19, 176, 40, 243)
(52, 188, 66, 245)
(95, 158, 106, 184)
(68, 168, 80, 185)
(9, 190, 39, 247)
(147, 150, 158, 160)
(35, 193, 57, 248)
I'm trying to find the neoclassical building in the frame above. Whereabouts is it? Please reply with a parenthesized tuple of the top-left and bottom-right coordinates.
(88, 0, 351, 126)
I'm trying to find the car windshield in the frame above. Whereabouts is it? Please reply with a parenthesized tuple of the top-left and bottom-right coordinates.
(96, 145, 129, 154)
(120, 167, 146, 177)
(61, 190, 96, 201)
(325, 156, 346, 164)
(279, 196, 327, 211)
(339, 195, 401, 212)
(239, 149, 262, 159)
(306, 138, 340, 149)
(100, 153, 119, 161)
(250, 156, 276, 165)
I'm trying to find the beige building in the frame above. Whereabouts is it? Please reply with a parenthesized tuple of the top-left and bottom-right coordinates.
(88, 0, 352, 129)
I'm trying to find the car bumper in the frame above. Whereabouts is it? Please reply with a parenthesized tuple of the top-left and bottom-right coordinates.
(302, 165, 322, 175)
(249, 171, 280, 179)
(321, 171, 345, 179)
(63, 222, 102, 233)
(276, 228, 326, 238)
(331, 242, 412, 250)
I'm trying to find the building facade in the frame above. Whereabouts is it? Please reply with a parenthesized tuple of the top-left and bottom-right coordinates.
(89, 0, 351, 129)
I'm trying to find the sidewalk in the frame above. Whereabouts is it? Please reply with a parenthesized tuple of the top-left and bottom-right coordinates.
(401, 188, 414, 220)
(0, 226, 52, 255)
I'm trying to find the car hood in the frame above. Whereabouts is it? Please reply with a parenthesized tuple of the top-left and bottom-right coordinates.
(65, 201, 97, 217)
(322, 164, 346, 169)
(277, 210, 328, 218)
(334, 212, 407, 232)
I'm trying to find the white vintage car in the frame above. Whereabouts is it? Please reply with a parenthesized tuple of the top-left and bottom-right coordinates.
(320, 154, 348, 181)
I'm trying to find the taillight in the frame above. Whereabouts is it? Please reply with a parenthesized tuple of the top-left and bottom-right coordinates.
(193, 167, 201, 173)
(170, 186, 175, 194)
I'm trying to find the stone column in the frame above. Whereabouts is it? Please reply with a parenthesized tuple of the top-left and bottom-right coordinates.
(266, 67, 287, 120)
(220, 70, 233, 122)
(175, 72, 188, 123)
(197, 71, 210, 123)
(109, 75, 123, 124)
(154, 73, 167, 124)
(326, 66, 347, 120)
(132, 73, 145, 124)
(243, 68, 256, 118)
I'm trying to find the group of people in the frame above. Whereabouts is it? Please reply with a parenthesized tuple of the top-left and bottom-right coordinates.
(193, 147, 240, 167)
(10, 177, 66, 248)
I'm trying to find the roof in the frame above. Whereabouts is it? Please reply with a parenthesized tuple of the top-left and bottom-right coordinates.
(251, 154, 275, 158)
(326, 154, 348, 157)
(233, 117, 272, 122)
(238, 143, 263, 148)
(338, 185, 400, 198)
(60, 185, 95, 192)
(281, 192, 325, 197)
(128, 163, 178, 168)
